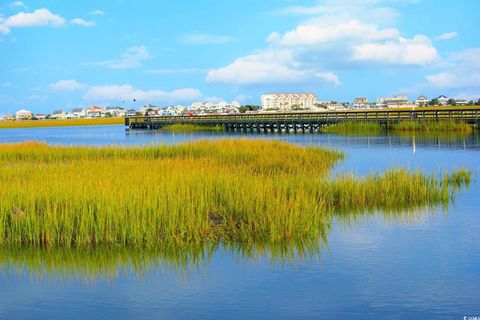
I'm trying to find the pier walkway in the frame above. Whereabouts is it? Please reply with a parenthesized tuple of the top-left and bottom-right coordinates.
(125, 106, 480, 132)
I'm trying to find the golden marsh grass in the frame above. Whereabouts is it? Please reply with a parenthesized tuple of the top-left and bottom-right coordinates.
(0, 117, 124, 129)
(0, 139, 471, 248)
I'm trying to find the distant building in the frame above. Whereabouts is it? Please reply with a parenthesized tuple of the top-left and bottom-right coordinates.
(354, 97, 368, 105)
(87, 106, 103, 117)
(261, 93, 317, 111)
(125, 109, 137, 117)
(416, 95, 429, 106)
(69, 108, 86, 118)
(50, 109, 66, 119)
(437, 95, 449, 106)
(377, 96, 410, 108)
(455, 99, 469, 106)
(0, 114, 14, 121)
(15, 109, 33, 120)
(35, 113, 47, 120)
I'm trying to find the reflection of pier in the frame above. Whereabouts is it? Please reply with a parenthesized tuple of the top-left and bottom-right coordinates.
(126, 107, 480, 132)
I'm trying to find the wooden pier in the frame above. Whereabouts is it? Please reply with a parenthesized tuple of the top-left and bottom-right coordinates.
(125, 106, 480, 133)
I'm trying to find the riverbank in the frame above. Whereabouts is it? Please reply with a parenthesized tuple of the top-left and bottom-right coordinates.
(0, 139, 470, 247)
(0, 117, 124, 129)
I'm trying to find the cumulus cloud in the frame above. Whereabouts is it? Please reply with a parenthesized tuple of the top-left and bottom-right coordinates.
(208, 14, 438, 85)
(425, 48, 480, 89)
(83, 84, 203, 104)
(0, 8, 65, 34)
(434, 32, 458, 41)
(90, 10, 105, 16)
(207, 49, 311, 85)
(179, 33, 232, 44)
(267, 19, 400, 46)
(352, 35, 438, 65)
(85, 46, 151, 69)
(10, 1, 26, 8)
(71, 18, 95, 27)
(49, 80, 87, 91)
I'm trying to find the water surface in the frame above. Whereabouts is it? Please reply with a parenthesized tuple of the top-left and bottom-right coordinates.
(0, 125, 479, 319)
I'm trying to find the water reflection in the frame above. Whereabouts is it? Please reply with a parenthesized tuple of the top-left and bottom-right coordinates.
(0, 204, 455, 282)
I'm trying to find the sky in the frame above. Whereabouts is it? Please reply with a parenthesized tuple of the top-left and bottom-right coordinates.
(0, 0, 479, 114)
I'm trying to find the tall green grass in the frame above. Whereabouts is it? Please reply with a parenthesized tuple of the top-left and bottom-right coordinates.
(0, 140, 470, 248)
(321, 122, 383, 135)
(321, 120, 474, 135)
(390, 120, 473, 133)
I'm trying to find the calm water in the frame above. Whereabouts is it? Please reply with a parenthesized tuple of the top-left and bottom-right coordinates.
(0, 125, 479, 319)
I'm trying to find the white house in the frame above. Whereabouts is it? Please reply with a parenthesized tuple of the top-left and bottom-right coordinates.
(35, 113, 47, 120)
(416, 95, 429, 106)
(437, 95, 449, 106)
(68, 108, 86, 118)
(455, 99, 469, 106)
(50, 109, 66, 119)
(15, 109, 33, 120)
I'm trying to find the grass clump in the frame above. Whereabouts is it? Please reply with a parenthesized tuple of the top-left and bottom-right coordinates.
(0, 117, 124, 129)
(321, 120, 474, 135)
(0, 139, 470, 247)
(161, 124, 225, 132)
(389, 120, 473, 133)
(321, 122, 383, 135)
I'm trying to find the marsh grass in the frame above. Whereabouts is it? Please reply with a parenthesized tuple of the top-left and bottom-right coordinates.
(322, 120, 474, 135)
(160, 124, 225, 132)
(0, 117, 124, 129)
(390, 120, 473, 133)
(0, 140, 471, 249)
(321, 122, 383, 135)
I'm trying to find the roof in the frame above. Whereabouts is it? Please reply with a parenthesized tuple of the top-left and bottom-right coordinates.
(16, 109, 32, 113)
(52, 109, 64, 114)
(88, 106, 103, 110)
(262, 93, 317, 98)
(417, 95, 428, 99)
(72, 108, 83, 113)
(438, 95, 448, 99)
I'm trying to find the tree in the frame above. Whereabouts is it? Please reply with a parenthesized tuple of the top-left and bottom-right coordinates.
(447, 99, 456, 106)
(429, 98, 439, 106)
(239, 105, 261, 113)
(477, 99, 480, 106)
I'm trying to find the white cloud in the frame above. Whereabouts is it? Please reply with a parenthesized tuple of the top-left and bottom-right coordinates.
(71, 18, 95, 27)
(146, 68, 208, 75)
(267, 19, 400, 46)
(49, 80, 87, 91)
(85, 46, 151, 69)
(315, 72, 341, 87)
(207, 49, 311, 85)
(83, 85, 203, 104)
(10, 1, 26, 8)
(434, 32, 457, 41)
(179, 33, 232, 44)
(90, 10, 105, 16)
(425, 49, 480, 89)
(3, 8, 65, 29)
(352, 35, 438, 65)
(208, 13, 438, 85)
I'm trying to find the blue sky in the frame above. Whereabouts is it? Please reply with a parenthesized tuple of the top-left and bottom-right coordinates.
(0, 0, 479, 114)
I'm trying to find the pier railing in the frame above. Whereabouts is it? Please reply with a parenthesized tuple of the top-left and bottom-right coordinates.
(125, 106, 480, 131)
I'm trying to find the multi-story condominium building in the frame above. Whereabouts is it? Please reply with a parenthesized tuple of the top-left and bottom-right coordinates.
(261, 93, 317, 111)
(416, 95, 429, 106)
